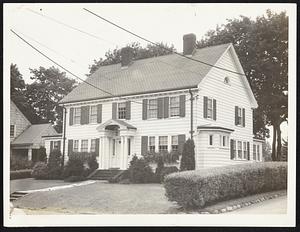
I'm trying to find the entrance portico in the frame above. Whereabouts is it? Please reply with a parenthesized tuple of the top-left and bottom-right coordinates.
(96, 119, 136, 170)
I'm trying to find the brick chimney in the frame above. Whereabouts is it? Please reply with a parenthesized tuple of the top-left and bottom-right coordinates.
(183, 33, 196, 56)
(121, 46, 133, 67)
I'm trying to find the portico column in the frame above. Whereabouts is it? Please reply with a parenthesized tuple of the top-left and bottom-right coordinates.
(28, 147, 32, 161)
(123, 137, 128, 170)
(99, 137, 103, 169)
(104, 137, 110, 169)
(120, 136, 124, 169)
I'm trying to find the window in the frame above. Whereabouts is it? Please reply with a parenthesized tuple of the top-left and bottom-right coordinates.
(171, 135, 178, 151)
(74, 107, 81, 124)
(170, 96, 180, 117)
(90, 139, 96, 152)
(118, 102, 126, 119)
(81, 140, 88, 152)
(148, 99, 158, 119)
(54, 141, 60, 150)
(149, 136, 156, 152)
(10, 125, 15, 138)
(207, 98, 213, 119)
(257, 145, 260, 161)
(209, 135, 213, 146)
(243, 142, 247, 159)
(159, 136, 168, 152)
(73, 140, 79, 152)
(237, 141, 242, 159)
(90, 106, 97, 123)
(221, 135, 228, 147)
(233, 140, 236, 157)
(253, 144, 257, 160)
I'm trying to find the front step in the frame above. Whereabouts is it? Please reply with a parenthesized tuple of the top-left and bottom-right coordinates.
(10, 192, 28, 202)
(89, 169, 123, 180)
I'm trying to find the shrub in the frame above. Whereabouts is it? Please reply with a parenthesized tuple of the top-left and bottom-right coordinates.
(10, 169, 32, 180)
(62, 158, 84, 179)
(164, 162, 287, 209)
(180, 139, 195, 171)
(128, 156, 155, 183)
(37, 146, 47, 162)
(47, 149, 62, 179)
(86, 155, 98, 171)
(31, 162, 48, 179)
(10, 156, 32, 171)
(64, 175, 86, 182)
(160, 166, 179, 183)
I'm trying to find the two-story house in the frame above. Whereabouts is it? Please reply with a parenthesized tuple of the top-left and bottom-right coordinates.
(58, 33, 264, 170)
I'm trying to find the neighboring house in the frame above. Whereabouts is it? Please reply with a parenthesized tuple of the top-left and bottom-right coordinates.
(10, 100, 59, 161)
(58, 33, 264, 170)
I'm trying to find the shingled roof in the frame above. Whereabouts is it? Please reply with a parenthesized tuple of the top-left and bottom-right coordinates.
(60, 43, 231, 104)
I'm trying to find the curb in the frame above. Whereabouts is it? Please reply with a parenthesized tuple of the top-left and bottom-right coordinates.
(198, 192, 286, 214)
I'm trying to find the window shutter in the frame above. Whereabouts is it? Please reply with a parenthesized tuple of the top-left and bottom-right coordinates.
(178, 134, 186, 154)
(179, 95, 186, 117)
(247, 142, 250, 160)
(203, 96, 208, 118)
(163, 97, 169, 118)
(213, 99, 217, 120)
(57, 141, 61, 152)
(97, 104, 102, 123)
(235, 106, 238, 125)
(157, 98, 164, 119)
(95, 138, 100, 155)
(242, 108, 245, 127)
(112, 103, 117, 119)
(141, 136, 148, 155)
(142, 99, 148, 120)
(230, 139, 235, 160)
(68, 139, 73, 156)
(80, 106, 89, 125)
(69, 108, 74, 126)
(50, 141, 54, 153)
(125, 101, 131, 120)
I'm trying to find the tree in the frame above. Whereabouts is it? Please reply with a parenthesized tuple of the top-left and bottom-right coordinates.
(262, 141, 272, 161)
(25, 66, 77, 132)
(180, 139, 195, 171)
(197, 10, 288, 160)
(281, 138, 288, 161)
(88, 41, 176, 75)
(10, 64, 40, 123)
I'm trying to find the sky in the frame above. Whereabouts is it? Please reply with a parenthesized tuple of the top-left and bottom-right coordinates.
(4, 3, 291, 141)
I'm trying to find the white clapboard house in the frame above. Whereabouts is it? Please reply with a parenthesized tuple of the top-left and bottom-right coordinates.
(57, 33, 264, 172)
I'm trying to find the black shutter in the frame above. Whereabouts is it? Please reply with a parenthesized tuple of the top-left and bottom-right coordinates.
(242, 108, 245, 127)
(97, 104, 102, 123)
(142, 99, 148, 120)
(235, 106, 238, 125)
(95, 138, 100, 155)
(112, 103, 117, 119)
(247, 142, 250, 160)
(68, 139, 73, 156)
(164, 97, 169, 118)
(141, 136, 148, 155)
(69, 108, 74, 126)
(203, 96, 208, 118)
(178, 134, 186, 154)
(157, 98, 164, 119)
(230, 139, 235, 160)
(213, 99, 217, 120)
(125, 101, 131, 120)
(179, 95, 186, 117)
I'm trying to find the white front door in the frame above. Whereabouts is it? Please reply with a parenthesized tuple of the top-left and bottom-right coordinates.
(110, 138, 121, 169)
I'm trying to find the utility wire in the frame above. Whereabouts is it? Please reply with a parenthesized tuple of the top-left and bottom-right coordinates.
(83, 8, 246, 76)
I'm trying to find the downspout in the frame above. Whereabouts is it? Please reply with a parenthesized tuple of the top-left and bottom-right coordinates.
(61, 105, 67, 167)
(189, 89, 194, 140)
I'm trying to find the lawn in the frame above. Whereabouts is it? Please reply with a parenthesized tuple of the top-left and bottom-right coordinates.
(13, 181, 181, 214)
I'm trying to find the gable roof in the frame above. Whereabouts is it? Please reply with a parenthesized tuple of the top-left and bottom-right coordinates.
(60, 43, 232, 104)
(97, 119, 137, 131)
(11, 123, 58, 146)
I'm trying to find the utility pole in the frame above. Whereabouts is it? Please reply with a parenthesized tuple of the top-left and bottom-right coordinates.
(189, 89, 194, 140)
(61, 106, 67, 167)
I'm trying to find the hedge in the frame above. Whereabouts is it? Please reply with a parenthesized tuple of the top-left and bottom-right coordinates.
(10, 169, 32, 180)
(164, 162, 287, 209)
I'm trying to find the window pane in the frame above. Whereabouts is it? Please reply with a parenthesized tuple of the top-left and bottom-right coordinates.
(159, 136, 168, 152)
(81, 140, 88, 152)
(238, 141, 242, 158)
(209, 135, 213, 145)
(90, 139, 96, 152)
(148, 99, 158, 119)
(74, 108, 81, 124)
(90, 106, 98, 123)
(73, 140, 79, 152)
(118, 102, 126, 119)
(10, 125, 15, 137)
(170, 97, 180, 117)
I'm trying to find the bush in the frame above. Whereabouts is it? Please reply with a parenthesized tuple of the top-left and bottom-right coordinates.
(164, 162, 287, 209)
(62, 158, 84, 179)
(180, 139, 195, 171)
(10, 156, 32, 171)
(31, 162, 48, 179)
(37, 146, 47, 162)
(160, 166, 179, 183)
(64, 175, 86, 182)
(10, 169, 32, 180)
(128, 156, 155, 183)
(47, 149, 62, 179)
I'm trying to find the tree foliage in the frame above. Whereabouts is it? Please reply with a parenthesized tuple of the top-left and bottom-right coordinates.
(180, 139, 196, 171)
(197, 10, 288, 160)
(88, 42, 176, 75)
(26, 66, 77, 132)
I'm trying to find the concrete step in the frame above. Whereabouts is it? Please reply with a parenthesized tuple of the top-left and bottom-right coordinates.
(10, 192, 28, 201)
(88, 169, 123, 180)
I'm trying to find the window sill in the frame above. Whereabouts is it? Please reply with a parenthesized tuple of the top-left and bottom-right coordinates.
(204, 117, 216, 121)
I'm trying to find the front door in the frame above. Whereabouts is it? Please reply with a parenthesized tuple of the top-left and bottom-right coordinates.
(110, 138, 121, 169)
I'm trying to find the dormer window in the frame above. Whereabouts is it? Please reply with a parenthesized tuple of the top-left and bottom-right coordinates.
(224, 76, 230, 85)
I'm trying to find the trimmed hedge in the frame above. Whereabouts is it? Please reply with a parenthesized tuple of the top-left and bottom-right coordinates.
(10, 169, 32, 180)
(164, 162, 287, 209)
